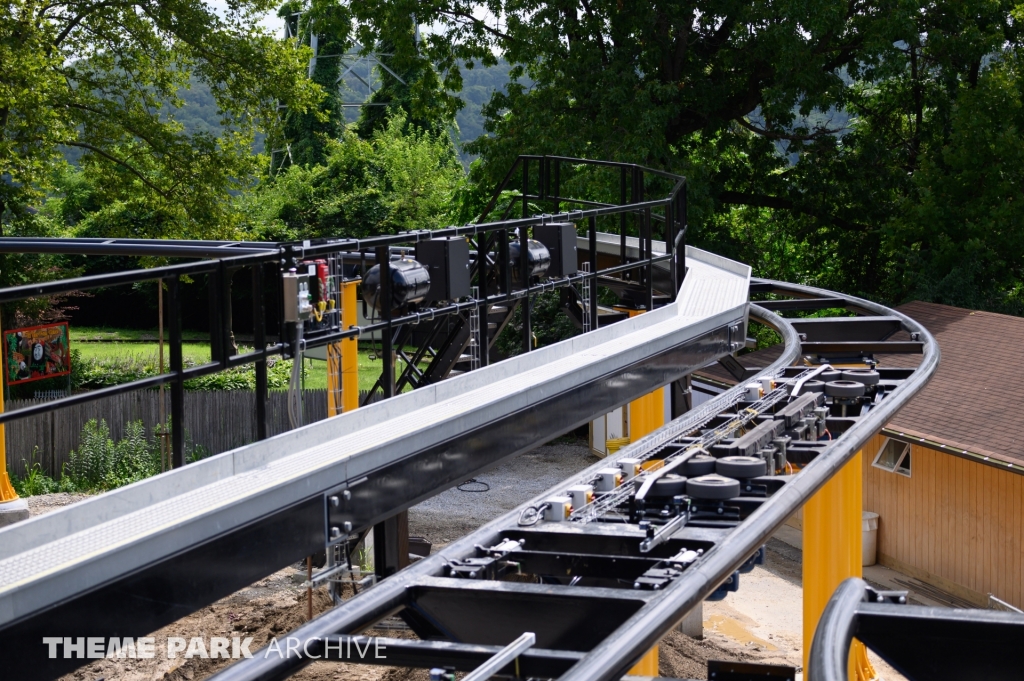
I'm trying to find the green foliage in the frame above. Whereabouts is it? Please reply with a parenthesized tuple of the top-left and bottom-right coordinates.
(330, 0, 1024, 316)
(273, 1, 347, 169)
(12, 418, 211, 495)
(241, 113, 464, 240)
(495, 291, 579, 359)
(11, 450, 58, 497)
(182, 356, 294, 391)
(1, 0, 321, 235)
(355, 37, 455, 141)
(68, 348, 293, 392)
(63, 419, 160, 491)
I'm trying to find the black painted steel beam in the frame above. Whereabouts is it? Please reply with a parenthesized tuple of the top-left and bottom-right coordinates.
(810, 578, 1024, 681)
(319, 636, 584, 676)
(755, 297, 847, 311)
(802, 341, 924, 354)
(790, 316, 902, 342)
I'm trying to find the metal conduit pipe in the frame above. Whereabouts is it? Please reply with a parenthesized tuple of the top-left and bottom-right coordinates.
(557, 281, 939, 681)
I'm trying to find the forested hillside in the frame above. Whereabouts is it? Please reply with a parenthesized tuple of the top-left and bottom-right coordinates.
(57, 63, 515, 163)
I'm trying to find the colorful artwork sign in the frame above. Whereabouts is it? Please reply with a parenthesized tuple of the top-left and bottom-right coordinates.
(3, 322, 71, 385)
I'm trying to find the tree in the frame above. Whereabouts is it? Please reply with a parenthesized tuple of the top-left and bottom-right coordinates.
(337, 0, 1024, 311)
(354, 37, 454, 140)
(240, 112, 464, 240)
(1, 0, 321, 237)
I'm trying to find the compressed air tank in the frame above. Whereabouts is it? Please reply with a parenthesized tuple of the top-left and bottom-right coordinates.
(362, 258, 431, 312)
(509, 239, 551, 283)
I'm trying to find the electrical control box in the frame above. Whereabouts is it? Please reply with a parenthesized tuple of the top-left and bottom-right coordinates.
(543, 496, 573, 522)
(533, 222, 578, 278)
(300, 259, 331, 305)
(416, 237, 471, 302)
(567, 484, 594, 510)
(281, 271, 313, 322)
(595, 467, 624, 492)
(619, 458, 642, 480)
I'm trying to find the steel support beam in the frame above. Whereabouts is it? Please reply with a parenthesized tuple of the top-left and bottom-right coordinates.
(810, 578, 1024, 681)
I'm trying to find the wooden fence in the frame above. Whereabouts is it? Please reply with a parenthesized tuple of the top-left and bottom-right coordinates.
(4, 390, 331, 479)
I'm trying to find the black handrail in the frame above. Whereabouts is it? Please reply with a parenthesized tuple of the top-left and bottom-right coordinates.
(0, 156, 687, 469)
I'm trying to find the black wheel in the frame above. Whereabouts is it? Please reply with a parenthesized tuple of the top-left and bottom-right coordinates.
(842, 369, 880, 386)
(716, 455, 767, 479)
(649, 474, 688, 500)
(819, 370, 841, 382)
(825, 380, 866, 397)
(801, 380, 826, 393)
(687, 474, 741, 500)
(683, 454, 717, 477)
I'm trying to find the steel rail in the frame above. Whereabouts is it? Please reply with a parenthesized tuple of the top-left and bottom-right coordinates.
(204, 304, 794, 681)
(809, 577, 1024, 681)
(558, 280, 939, 681)
(204, 286, 937, 681)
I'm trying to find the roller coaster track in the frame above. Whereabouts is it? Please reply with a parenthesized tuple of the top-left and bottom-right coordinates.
(0, 158, 943, 680)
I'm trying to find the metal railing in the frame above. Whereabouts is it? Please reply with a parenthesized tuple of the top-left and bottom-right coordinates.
(0, 156, 686, 468)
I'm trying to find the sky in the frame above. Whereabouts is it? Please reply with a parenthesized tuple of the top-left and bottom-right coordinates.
(207, 0, 284, 36)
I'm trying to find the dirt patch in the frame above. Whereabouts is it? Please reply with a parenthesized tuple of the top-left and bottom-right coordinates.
(659, 629, 759, 679)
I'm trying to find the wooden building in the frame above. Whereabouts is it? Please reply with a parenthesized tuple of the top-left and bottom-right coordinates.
(697, 301, 1024, 610)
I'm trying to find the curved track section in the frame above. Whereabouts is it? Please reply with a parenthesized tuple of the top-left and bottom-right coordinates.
(208, 283, 938, 681)
(810, 577, 1024, 681)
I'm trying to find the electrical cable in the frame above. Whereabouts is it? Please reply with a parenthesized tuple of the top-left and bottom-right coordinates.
(517, 503, 549, 526)
(457, 479, 490, 492)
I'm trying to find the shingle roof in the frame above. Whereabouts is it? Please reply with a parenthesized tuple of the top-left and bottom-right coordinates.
(694, 300, 1024, 466)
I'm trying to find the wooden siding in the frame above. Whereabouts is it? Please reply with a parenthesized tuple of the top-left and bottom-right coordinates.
(862, 432, 1024, 609)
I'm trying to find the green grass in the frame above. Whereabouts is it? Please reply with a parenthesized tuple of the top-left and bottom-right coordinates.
(70, 335, 421, 393)
(76, 342, 212, 365)
(295, 349, 425, 392)
(71, 326, 209, 342)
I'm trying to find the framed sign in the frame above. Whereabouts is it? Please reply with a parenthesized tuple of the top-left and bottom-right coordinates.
(3, 322, 72, 386)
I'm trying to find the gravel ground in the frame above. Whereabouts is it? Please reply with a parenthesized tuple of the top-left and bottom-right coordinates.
(408, 441, 594, 546)
(27, 492, 91, 517)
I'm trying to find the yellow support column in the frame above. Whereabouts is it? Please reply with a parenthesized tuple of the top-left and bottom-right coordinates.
(629, 389, 664, 443)
(625, 385, 664, 677)
(0, 312, 29, 526)
(328, 281, 361, 415)
(625, 308, 663, 676)
(803, 450, 876, 680)
(341, 281, 360, 412)
(0, 366, 15, 503)
(0, 310, 15, 502)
